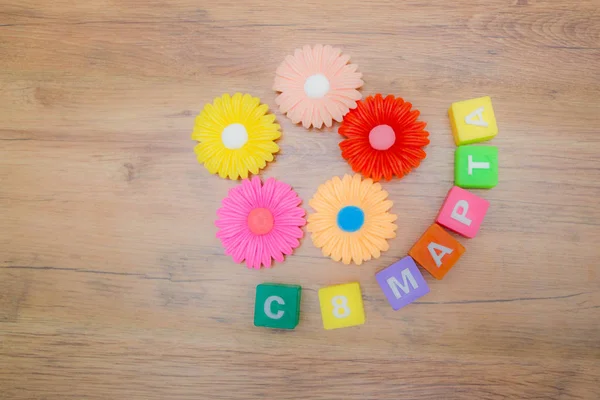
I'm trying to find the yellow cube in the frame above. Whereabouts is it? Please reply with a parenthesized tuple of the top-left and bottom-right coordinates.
(318, 282, 365, 330)
(449, 96, 498, 145)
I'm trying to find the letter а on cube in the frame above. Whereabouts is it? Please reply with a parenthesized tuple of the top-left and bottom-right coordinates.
(448, 96, 498, 145)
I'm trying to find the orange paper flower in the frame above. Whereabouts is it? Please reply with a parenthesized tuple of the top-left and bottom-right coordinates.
(339, 94, 430, 181)
(307, 174, 397, 265)
(273, 44, 363, 129)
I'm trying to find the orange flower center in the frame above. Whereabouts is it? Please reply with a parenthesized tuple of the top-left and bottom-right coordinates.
(369, 124, 396, 150)
(247, 208, 274, 235)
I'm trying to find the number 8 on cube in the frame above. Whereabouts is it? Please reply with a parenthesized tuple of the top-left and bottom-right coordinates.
(318, 282, 365, 330)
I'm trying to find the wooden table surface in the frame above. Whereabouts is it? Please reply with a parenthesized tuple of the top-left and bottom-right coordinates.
(1, 1, 599, 399)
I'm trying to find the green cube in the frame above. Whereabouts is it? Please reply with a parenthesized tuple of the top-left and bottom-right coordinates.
(254, 283, 301, 330)
(455, 145, 498, 189)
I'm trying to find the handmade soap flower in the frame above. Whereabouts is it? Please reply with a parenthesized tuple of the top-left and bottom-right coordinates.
(273, 44, 363, 129)
(339, 94, 430, 181)
(307, 174, 397, 265)
(216, 176, 306, 269)
(192, 93, 281, 180)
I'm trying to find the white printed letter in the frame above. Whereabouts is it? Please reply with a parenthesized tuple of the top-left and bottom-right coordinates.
(264, 295, 284, 320)
(465, 107, 488, 127)
(386, 268, 419, 299)
(468, 155, 490, 175)
(427, 242, 453, 267)
(451, 200, 472, 226)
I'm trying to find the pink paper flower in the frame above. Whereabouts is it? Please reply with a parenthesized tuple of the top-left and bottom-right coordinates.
(273, 44, 364, 129)
(216, 177, 306, 269)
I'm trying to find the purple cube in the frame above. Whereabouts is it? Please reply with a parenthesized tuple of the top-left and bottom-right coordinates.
(376, 256, 430, 310)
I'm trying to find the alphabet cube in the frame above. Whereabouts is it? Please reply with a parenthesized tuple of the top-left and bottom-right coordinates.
(436, 186, 490, 238)
(449, 96, 498, 146)
(376, 256, 430, 310)
(254, 283, 301, 329)
(455, 145, 498, 189)
(409, 223, 465, 280)
(318, 282, 365, 330)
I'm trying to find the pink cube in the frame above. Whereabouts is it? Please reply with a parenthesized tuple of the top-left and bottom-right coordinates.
(436, 187, 489, 238)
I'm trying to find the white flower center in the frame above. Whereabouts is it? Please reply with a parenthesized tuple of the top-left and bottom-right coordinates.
(221, 123, 248, 149)
(304, 74, 330, 98)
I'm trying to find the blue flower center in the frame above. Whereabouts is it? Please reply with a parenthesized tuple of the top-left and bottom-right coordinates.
(337, 206, 365, 232)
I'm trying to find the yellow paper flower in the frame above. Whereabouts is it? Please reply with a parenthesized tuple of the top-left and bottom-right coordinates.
(191, 93, 281, 179)
(307, 174, 397, 265)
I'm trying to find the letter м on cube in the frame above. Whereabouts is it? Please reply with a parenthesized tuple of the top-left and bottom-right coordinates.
(376, 256, 430, 311)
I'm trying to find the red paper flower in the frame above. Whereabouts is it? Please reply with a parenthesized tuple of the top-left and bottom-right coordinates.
(339, 94, 430, 181)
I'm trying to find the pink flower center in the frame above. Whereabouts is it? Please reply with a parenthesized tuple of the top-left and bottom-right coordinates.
(247, 208, 274, 235)
(368, 124, 396, 150)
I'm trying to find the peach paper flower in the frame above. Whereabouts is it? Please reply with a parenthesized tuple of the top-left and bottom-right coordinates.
(273, 44, 363, 129)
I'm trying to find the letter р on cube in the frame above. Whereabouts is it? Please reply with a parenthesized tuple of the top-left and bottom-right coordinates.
(449, 96, 498, 146)
(409, 223, 465, 280)
(436, 186, 490, 239)
(376, 256, 430, 310)
(318, 282, 365, 330)
(254, 283, 301, 329)
(455, 145, 498, 189)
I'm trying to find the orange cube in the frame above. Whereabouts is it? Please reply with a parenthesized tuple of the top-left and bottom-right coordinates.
(409, 224, 465, 280)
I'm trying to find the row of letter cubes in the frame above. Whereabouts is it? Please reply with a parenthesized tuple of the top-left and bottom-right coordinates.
(254, 186, 489, 330)
(451, 96, 498, 189)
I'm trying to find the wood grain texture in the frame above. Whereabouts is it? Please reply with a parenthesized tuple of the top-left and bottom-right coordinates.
(1, 0, 599, 399)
